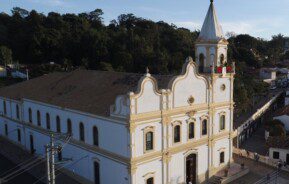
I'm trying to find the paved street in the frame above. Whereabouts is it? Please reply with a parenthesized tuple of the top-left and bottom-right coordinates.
(230, 155, 289, 184)
(240, 123, 269, 156)
(0, 154, 41, 184)
(0, 137, 80, 184)
(233, 89, 282, 129)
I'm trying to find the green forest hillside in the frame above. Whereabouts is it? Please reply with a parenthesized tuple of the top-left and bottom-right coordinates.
(1, 7, 289, 114)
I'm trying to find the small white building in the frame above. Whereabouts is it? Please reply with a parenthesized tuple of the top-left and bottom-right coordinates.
(267, 106, 289, 166)
(269, 147, 289, 164)
(0, 1, 236, 184)
(260, 68, 277, 84)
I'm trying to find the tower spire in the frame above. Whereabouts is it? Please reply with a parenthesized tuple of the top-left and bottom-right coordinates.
(195, 0, 228, 73)
(198, 0, 224, 42)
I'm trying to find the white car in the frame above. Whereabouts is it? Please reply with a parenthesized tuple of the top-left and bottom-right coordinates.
(270, 86, 277, 90)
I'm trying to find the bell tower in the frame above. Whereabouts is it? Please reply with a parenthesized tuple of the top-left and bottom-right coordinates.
(195, 0, 228, 73)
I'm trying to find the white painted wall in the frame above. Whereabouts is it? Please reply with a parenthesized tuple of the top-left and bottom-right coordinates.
(21, 99, 129, 157)
(134, 120, 162, 157)
(135, 160, 162, 184)
(269, 148, 289, 163)
(135, 79, 161, 114)
(171, 64, 208, 108)
(0, 97, 130, 184)
(213, 78, 231, 103)
(0, 117, 129, 183)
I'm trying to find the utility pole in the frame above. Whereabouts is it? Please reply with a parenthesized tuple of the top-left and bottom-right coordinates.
(46, 144, 51, 184)
(46, 133, 56, 184)
(50, 134, 55, 184)
(45, 132, 71, 184)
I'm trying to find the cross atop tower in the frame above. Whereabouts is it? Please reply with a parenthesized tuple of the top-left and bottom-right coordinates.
(210, 0, 213, 3)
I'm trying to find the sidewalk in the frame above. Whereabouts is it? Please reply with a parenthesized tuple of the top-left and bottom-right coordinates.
(231, 154, 289, 184)
(0, 136, 81, 184)
(240, 123, 268, 156)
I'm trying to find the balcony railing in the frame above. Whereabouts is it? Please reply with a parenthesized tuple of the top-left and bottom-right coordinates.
(199, 63, 235, 75)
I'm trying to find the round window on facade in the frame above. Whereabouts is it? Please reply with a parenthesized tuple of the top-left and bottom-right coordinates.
(188, 96, 195, 105)
(221, 84, 226, 91)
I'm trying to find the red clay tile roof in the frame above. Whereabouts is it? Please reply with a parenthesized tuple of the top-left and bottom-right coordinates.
(274, 105, 289, 117)
(267, 136, 289, 149)
(0, 69, 172, 117)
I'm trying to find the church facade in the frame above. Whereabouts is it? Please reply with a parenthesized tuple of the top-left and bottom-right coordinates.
(0, 1, 235, 184)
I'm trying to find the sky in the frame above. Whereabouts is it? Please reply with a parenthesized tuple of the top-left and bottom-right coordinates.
(1, 0, 289, 40)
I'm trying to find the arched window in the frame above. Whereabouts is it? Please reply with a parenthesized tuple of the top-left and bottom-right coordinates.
(93, 126, 99, 146)
(28, 108, 32, 123)
(16, 105, 20, 119)
(220, 115, 225, 131)
(46, 113, 50, 130)
(17, 129, 21, 142)
(220, 151, 225, 164)
(146, 177, 154, 184)
(145, 131, 153, 151)
(56, 116, 61, 132)
(202, 119, 207, 136)
(94, 162, 100, 184)
(79, 122, 85, 142)
(67, 119, 72, 135)
(37, 110, 41, 126)
(210, 54, 215, 68)
(174, 125, 181, 143)
(188, 122, 195, 139)
(3, 101, 6, 115)
(199, 53, 205, 73)
(220, 54, 225, 65)
(58, 149, 63, 161)
(4, 124, 8, 136)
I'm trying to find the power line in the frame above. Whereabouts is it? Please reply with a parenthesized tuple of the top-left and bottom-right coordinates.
(0, 156, 37, 177)
(2, 159, 46, 182)
(46, 132, 72, 184)
(32, 155, 88, 184)
(0, 132, 73, 184)
(1, 157, 42, 179)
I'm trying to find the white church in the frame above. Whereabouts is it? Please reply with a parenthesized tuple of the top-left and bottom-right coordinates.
(0, 1, 236, 184)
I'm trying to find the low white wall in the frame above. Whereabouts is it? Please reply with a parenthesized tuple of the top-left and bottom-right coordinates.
(269, 148, 289, 163)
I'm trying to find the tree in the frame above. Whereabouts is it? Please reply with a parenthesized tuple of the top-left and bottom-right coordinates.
(11, 7, 29, 18)
(0, 46, 13, 65)
(265, 119, 286, 137)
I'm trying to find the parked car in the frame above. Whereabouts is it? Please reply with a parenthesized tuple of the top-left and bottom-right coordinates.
(270, 86, 277, 90)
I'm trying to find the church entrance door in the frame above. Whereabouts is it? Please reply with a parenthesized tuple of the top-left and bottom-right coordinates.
(186, 154, 197, 184)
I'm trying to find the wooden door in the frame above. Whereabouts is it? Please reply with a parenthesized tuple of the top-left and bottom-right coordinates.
(186, 154, 197, 184)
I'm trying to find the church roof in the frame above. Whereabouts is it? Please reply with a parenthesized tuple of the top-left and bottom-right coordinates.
(198, 0, 225, 42)
(0, 69, 172, 117)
